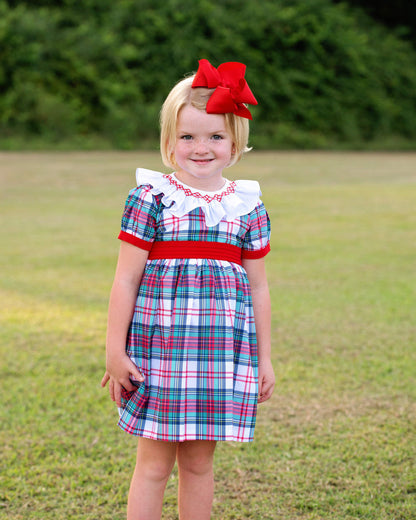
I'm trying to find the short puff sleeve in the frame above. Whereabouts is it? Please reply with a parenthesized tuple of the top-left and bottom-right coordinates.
(118, 185, 160, 251)
(241, 202, 271, 259)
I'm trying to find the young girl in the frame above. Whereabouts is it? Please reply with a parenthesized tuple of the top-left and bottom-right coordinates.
(101, 58, 275, 520)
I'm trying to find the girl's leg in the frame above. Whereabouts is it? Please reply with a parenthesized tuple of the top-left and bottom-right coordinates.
(176, 440, 217, 520)
(127, 437, 177, 520)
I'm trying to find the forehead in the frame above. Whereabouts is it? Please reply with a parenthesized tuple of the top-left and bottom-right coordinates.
(177, 105, 227, 132)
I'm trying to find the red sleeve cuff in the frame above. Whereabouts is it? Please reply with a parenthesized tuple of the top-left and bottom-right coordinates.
(242, 243, 271, 259)
(118, 230, 153, 251)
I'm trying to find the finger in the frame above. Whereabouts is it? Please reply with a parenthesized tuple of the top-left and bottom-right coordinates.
(122, 371, 144, 392)
(258, 376, 273, 396)
(258, 391, 271, 403)
(258, 392, 271, 403)
(114, 383, 122, 408)
(258, 382, 274, 403)
(101, 372, 110, 387)
(129, 362, 145, 383)
(109, 380, 115, 402)
(123, 379, 137, 392)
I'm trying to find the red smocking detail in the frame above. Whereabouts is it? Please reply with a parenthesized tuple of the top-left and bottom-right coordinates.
(165, 175, 236, 203)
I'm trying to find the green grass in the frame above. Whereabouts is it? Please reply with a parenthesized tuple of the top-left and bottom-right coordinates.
(1, 151, 415, 519)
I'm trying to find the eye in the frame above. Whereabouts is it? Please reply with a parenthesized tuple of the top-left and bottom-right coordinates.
(180, 134, 193, 140)
(211, 134, 224, 140)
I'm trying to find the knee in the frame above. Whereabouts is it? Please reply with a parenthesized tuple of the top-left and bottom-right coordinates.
(134, 438, 177, 484)
(177, 443, 215, 477)
(139, 457, 175, 483)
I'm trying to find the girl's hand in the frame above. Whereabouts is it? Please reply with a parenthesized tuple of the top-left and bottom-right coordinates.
(258, 359, 275, 404)
(101, 354, 144, 407)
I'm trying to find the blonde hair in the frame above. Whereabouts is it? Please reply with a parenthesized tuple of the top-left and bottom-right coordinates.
(160, 75, 251, 169)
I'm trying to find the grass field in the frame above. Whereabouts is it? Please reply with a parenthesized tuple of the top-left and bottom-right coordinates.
(1, 151, 415, 519)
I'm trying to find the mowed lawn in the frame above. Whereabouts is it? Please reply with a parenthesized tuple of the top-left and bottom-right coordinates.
(1, 151, 415, 520)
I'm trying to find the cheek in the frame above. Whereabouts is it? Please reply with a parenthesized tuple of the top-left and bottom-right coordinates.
(174, 146, 187, 160)
(222, 142, 234, 158)
(174, 140, 191, 153)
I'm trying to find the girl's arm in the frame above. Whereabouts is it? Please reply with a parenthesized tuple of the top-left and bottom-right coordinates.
(101, 241, 149, 407)
(243, 257, 275, 403)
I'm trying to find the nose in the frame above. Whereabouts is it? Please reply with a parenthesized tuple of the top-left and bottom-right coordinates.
(194, 138, 209, 154)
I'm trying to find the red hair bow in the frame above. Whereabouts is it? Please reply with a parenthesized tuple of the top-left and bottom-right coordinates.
(191, 59, 258, 120)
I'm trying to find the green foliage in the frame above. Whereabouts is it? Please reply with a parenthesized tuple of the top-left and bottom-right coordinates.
(1, 0, 416, 149)
(334, 0, 416, 42)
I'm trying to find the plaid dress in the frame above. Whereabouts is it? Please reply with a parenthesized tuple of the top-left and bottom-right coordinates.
(117, 169, 271, 442)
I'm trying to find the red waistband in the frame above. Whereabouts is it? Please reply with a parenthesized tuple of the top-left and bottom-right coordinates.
(149, 241, 243, 265)
(119, 232, 270, 263)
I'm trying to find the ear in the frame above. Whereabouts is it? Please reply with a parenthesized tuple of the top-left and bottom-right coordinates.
(169, 149, 177, 167)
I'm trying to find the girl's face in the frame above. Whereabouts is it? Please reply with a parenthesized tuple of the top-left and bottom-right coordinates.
(172, 105, 235, 191)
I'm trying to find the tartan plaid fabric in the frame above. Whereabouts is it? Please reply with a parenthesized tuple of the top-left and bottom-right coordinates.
(117, 184, 270, 442)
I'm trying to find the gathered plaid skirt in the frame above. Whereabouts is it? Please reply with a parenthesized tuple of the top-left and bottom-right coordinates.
(118, 258, 258, 442)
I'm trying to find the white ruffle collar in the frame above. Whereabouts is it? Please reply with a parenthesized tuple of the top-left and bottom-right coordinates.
(135, 168, 261, 227)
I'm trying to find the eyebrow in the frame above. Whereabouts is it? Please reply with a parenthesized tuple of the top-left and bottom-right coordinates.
(177, 129, 227, 134)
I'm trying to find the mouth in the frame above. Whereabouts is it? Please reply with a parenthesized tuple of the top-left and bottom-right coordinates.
(191, 158, 214, 164)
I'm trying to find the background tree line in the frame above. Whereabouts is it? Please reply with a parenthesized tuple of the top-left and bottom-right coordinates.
(1, 0, 416, 150)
